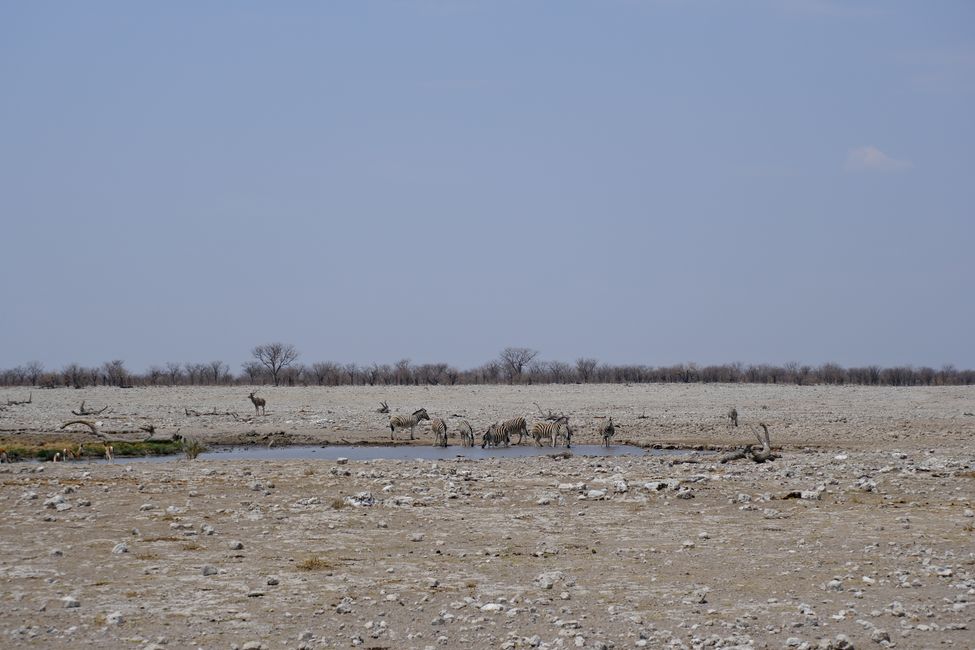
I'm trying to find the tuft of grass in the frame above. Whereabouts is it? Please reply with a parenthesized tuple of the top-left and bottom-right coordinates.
(330, 497, 348, 510)
(181, 542, 202, 551)
(181, 438, 207, 460)
(296, 556, 334, 571)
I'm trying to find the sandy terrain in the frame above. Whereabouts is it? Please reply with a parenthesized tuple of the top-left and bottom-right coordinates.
(0, 385, 973, 649)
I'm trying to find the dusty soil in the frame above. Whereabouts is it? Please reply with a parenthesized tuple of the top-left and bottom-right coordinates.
(0, 385, 973, 649)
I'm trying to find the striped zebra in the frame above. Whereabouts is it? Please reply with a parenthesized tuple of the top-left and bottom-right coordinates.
(531, 416, 571, 448)
(456, 420, 474, 447)
(388, 408, 430, 440)
(496, 416, 529, 445)
(600, 417, 615, 447)
(431, 417, 448, 447)
(481, 422, 511, 449)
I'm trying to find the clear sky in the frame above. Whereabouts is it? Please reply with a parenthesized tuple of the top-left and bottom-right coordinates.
(2, 1, 973, 372)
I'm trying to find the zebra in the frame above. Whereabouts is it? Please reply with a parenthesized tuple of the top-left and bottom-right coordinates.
(531, 417, 571, 448)
(457, 420, 474, 447)
(431, 417, 448, 447)
(495, 416, 529, 445)
(388, 408, 430, 440)
(599, 417, 615, 447)
(481, 423, 511, 448)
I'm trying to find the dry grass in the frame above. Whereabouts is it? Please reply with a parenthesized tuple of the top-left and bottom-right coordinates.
(295, 556, 334, 571)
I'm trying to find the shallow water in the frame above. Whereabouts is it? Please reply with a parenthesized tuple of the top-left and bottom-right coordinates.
(86, 443, 675, 463)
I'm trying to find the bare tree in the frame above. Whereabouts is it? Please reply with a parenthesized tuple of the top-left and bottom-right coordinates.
(252, 342, 300, 386)
(241, 361, 266, 384)
(165, 362, 183, 386)
(499, 347, 538, 383)
(63, 363, 86, 389)
(24, 361, 43, 386)
(209, 361, 227, 384)
(575, 357, 598, 383)
(102, 360, 129, 387)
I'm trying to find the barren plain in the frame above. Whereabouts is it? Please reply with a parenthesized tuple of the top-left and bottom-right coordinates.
(0, 384, 973, 649)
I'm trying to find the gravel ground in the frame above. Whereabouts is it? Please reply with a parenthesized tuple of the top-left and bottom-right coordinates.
(0, 385, 973, 649)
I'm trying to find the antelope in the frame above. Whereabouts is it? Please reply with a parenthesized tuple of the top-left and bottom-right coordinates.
(248, 391, 266, 416)
(104, 445, 114, 463)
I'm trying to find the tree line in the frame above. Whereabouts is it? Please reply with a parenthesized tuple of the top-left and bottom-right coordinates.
(1, 345, 972, 388)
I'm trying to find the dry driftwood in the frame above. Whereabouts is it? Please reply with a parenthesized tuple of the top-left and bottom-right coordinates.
(60, 420, 106, 438)
(533, 402, 567, 421)
(72, 401, 109, 416)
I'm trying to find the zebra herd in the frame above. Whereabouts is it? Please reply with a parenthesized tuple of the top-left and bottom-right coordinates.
(387, 408, 617, 449)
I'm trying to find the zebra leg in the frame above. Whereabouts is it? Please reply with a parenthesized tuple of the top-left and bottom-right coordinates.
(410, 425, 415, 441)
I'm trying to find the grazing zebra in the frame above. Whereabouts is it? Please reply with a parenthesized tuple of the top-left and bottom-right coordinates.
(600, 417, 615, 447)
(431, 417, 448, 447)
(388, 408, 430, 440)
(481, 423, 511, 449)
(457, 420, 474, 447)
(531, 417, 571, 448)
(495, 416, 529, 445)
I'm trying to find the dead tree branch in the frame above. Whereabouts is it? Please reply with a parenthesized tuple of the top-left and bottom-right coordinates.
(72, 401, 109, 416)
(60, 420, 106, 438)
(376, 401, 390, 414)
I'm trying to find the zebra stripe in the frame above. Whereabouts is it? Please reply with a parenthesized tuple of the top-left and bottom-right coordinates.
(497, 416, 529, 445)
(389, 408, 430, 440)
(431, 417, 447, 447)
(531, 417, 571, 448)
(481, 423, 511, 449)
(600, 417, 615, 447)
(457, 420, 474, 447)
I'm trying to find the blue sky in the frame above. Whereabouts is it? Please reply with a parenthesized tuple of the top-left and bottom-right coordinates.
(2, 1, 973, 371)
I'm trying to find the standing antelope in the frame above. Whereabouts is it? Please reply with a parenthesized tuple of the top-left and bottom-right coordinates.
(388, 408, 430, 440)
(457, 420, 474, 447)
(248, 391, 266, 416)
(531, 416, 571, 448)
(728, 407, 739, 427)
(431, 417, 448, 447)
(600, 417, 615, 447)
(104, 445, 114, 463)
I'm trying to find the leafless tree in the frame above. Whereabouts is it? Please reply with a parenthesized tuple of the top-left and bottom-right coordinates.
(147, 366, 164, 385)
(241, 361, 265, 384)
(24, 361, 43, 386)
(62, 363, 86, 389)
(209, 361, 228, 384)
(102, 360, 129, 387)
(575, 357, 598, 383)
(499, 347, 538, 383)
(394, 359, 413, 385)
(252, 343, 299, 386)
(165, 362, 183, 386)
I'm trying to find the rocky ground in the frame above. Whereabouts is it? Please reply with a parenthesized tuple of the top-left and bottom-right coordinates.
(0, 385, 973, 649)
